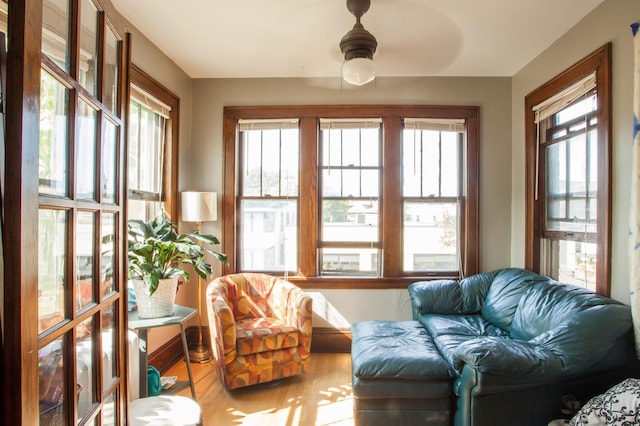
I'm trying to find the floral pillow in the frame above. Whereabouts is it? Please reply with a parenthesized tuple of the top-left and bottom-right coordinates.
(569, 378, 640, 426)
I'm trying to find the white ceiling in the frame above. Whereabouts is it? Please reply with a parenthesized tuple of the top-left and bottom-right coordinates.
(111, 0, 605, 79)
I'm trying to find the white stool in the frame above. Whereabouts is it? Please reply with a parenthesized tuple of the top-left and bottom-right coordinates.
(129, 395, 203, 426)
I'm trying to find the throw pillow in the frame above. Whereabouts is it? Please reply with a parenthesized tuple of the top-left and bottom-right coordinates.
(569, 378, 640, 425)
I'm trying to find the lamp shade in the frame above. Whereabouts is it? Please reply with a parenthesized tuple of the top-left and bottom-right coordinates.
(181, 191, 217, 222)
(342, 57, 376, 86)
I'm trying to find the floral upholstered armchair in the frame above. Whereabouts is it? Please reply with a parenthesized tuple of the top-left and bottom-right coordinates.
(206, 273, 313, 389)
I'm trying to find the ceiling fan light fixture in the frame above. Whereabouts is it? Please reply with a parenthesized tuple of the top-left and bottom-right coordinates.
(342, 57, 376, 86)
(339, 0, 377, 86)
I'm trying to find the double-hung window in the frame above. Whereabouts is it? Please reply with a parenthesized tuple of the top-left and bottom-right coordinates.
(402, 119, 464, 273)
(525, 44, 611, 295)
(128, 84, 168, 221)
(320, 119, 381, 276)
(127, 65, 179, 221)
(237, 119, 299, 272)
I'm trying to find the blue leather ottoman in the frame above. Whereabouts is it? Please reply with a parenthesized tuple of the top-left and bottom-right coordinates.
(351, 320, 455, 426)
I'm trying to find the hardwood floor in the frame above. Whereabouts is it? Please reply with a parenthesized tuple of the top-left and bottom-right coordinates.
(163, 353, 355, 426)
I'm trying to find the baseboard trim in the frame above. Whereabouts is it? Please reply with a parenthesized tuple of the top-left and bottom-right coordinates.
(149, 325, 352, 373)
(311, 327, 352, 353)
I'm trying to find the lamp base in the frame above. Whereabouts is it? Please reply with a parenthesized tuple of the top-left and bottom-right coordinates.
(188, 344, 212, 363)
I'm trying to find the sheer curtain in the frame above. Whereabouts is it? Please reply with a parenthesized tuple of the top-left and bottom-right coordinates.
(629, 22, 640, 357)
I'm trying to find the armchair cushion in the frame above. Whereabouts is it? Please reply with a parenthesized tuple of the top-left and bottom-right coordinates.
(236, 317, 299, 356)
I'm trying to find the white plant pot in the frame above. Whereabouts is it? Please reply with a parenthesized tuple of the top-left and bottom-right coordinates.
(132, 278, 179, 318)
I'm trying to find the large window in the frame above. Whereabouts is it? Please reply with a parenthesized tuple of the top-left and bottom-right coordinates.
(525, 44, 611, 295)
(224, 106, 480, 288)
(128, 65, 179, 221)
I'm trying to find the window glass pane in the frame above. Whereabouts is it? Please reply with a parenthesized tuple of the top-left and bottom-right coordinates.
(102, 393, 116, 426)
(77, 99, 96, 200)
(403, 202, 458, 272)
(402, 130, 421, 197)
(541, 238, 596, 292)
(39, 209, 67, 334)
(240, 199, 297, 271)
(104, 27, 119, 113)
(440, 132, 459, 196)
(240, 128, 299, 197)
(76, 315, 94, 419)
(320, 248, 379, 276)
(102, 120, 118, 203)
(101, 213, 116, 299)
(39, 337, 65, 425)
(319, 122, 381, 276)
(39, 70, 68, 196)
(76, 211, 95, 312)
(79, 0, 98, 96)
(42, 0, 69, 72)
(421, 133, 440, 197)
(128, 199, 162, 222)
(102, 303, 117, 391)
(545, 118, 596, 233)
(322, 200, 378, 243)
(128, 100, 164, 195)
(402, 127, 461, 198)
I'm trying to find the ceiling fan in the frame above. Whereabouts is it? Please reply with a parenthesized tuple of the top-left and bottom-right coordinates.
(339, 0, 378, 86)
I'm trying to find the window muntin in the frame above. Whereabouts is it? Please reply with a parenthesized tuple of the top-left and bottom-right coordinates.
(319, 119, 381, 276)
(39, 70, 68, 197)
(238, 120, 299, 272)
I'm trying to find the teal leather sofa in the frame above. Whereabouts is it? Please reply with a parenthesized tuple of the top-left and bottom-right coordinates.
(408, 268, 639, 425)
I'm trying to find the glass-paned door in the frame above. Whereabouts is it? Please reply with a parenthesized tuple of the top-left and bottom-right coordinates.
(20, 0, 130, 424)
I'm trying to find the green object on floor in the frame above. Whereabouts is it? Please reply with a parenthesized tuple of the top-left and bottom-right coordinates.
(147, 366, 162, 396)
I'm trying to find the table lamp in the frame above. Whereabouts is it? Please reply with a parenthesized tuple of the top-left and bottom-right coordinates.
(181, 191, 217, 363)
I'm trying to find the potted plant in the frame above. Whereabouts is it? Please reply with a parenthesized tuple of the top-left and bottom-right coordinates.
(128, 214, 227, 318)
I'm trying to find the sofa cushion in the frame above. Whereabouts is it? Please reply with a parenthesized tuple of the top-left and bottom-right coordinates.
(352, 321, 454, 380)
(510, 280, 619, 341)
(480, 268, 549, 332)
(419, 314, 509, 372)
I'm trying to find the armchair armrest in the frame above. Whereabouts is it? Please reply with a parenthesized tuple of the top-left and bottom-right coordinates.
(268, 279, 313, 355)
(206, 281, 237, 364)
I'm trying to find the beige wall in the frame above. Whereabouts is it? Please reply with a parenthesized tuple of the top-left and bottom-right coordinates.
(127, 26, 198, 351)
(511, 0, 640, 303)
(189, 76, 512, 325)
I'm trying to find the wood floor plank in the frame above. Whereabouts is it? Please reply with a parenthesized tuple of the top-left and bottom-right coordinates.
(162, 353, 355, 426)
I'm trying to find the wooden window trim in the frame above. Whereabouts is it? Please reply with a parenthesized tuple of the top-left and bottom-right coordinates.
(223, 105, 480, 289)
(128, 63, 179, 221)
(524, 43, 612, 296)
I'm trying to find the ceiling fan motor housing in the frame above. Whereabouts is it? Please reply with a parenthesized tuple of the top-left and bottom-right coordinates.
(340, 23, 377, 60)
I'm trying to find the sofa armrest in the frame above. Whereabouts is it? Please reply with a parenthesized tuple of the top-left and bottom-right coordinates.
(409, 280, 464, 316)
(206, 281, 237, 365)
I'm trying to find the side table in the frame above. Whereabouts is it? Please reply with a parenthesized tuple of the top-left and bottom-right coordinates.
(128, 305, 197, 399)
